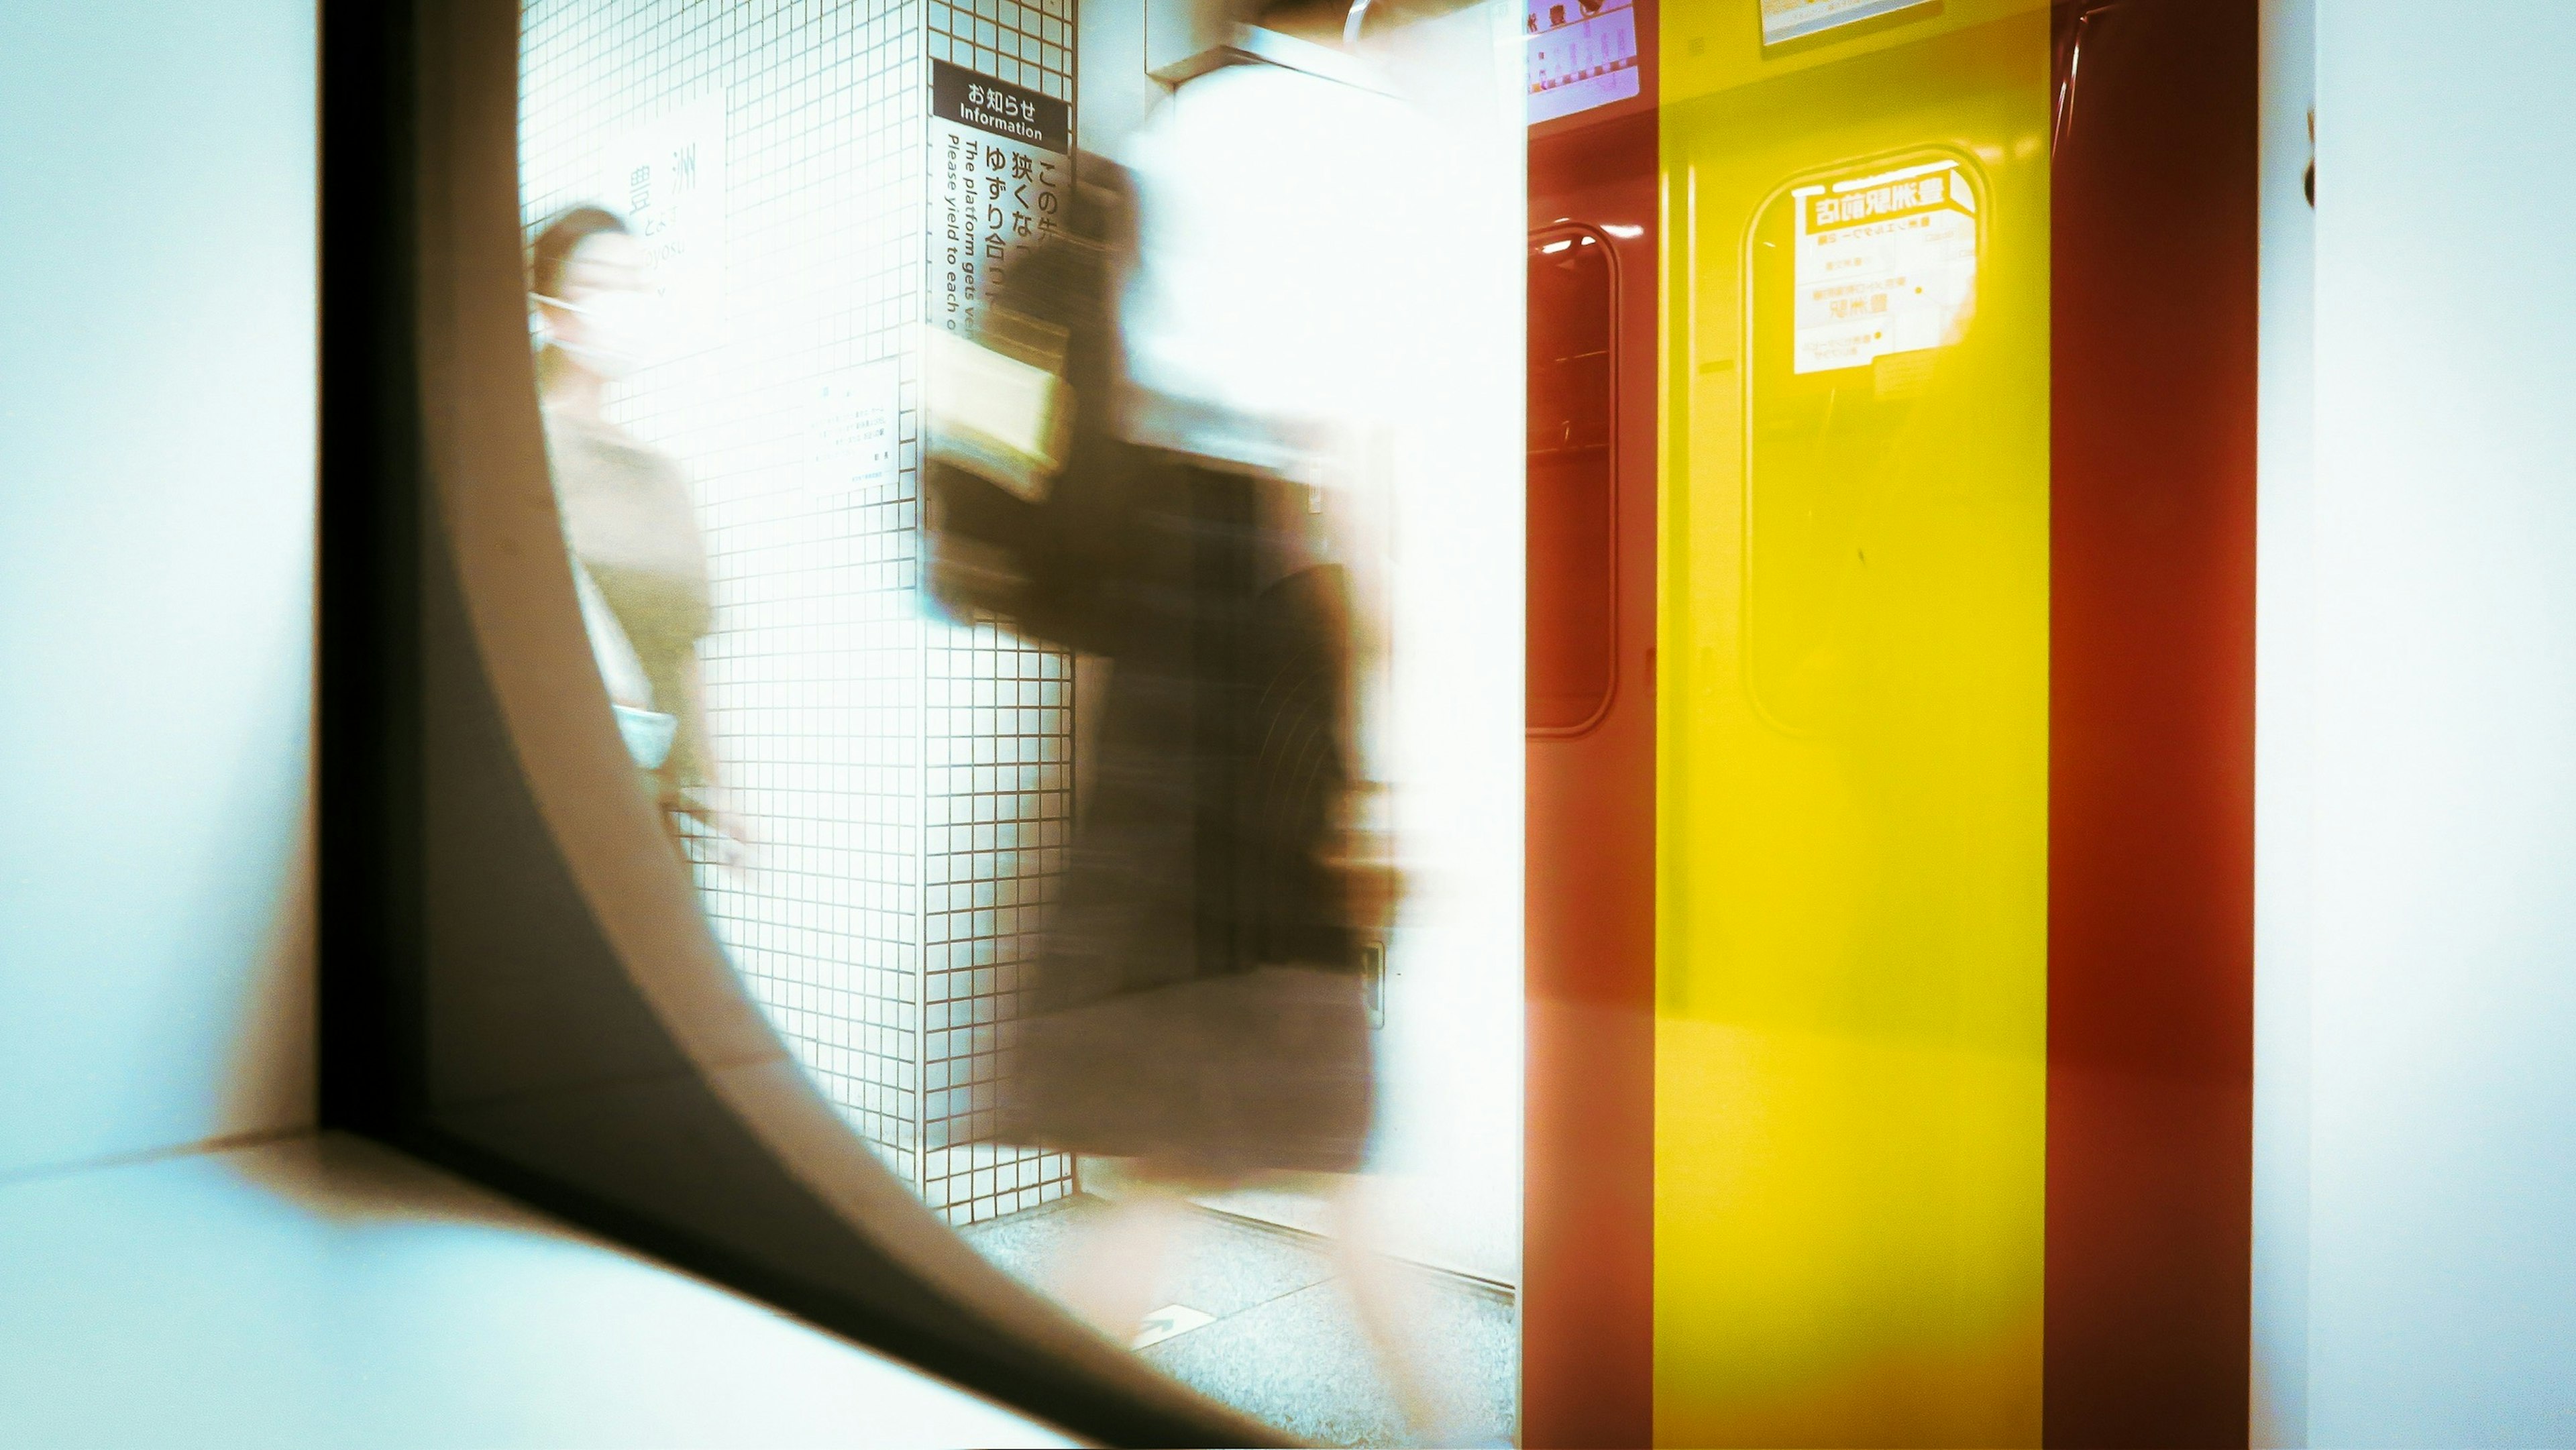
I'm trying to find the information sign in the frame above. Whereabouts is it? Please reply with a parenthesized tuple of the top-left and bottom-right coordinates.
(1527, 0, 1639, 125)
(808, 359, 903, 500)
(929, 60, 1074, 340)
(1791, 158, 1978, 374)
(1761, 0, 1931, 46)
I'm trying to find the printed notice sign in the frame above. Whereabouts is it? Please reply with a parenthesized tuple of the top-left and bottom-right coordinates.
(1527, 0, 1640, 125)
(1792, 158, 1978, 374)
(931, 60, 1073, 154)
(1761, 0, 1928, 46)
(808, 359, 902, 500)
(930, 61, 1073, 339)
(600, 93, 727, 357)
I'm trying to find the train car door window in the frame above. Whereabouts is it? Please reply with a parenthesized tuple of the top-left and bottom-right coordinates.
(1529, 224, 1618, 734)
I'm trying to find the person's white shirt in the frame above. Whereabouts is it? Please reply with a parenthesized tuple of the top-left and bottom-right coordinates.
(1116, 26, 1431, 490)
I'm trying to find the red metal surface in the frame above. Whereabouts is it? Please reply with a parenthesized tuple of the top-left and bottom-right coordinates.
(1525, 100, 1659, 1449)
(2045, 2, 2259, 1445)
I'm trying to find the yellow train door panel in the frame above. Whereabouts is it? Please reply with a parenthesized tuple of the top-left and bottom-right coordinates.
(1656, 5, 2052, 1445)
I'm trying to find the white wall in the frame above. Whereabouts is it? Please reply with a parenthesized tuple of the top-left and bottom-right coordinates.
(2270, 3, 2576, 1442)
(1080, 0, 1167, 154)
(0, 2, 317, 1177)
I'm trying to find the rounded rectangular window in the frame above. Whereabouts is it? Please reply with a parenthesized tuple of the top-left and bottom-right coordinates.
(1528, 225, 1617, 734)
(1741, 150, 1986, 734)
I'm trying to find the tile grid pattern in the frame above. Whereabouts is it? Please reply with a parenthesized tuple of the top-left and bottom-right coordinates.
(930, 0, 1075, 101)
(923, 621, 1073, 1221)
(518, 0, 1071, 1225)
(918, 0, 1081, 1223)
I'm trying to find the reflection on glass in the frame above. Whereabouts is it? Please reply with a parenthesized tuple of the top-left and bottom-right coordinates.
(519, 0, 1521, 1443)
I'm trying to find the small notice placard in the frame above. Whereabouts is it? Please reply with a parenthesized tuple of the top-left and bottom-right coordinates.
(931, 60, 1072, 154)
(1527, 0, 1640, 125)
(1761, 0, 1929, 46)
(1791, 158, 1979, 374)
(808, 359, 902, 500)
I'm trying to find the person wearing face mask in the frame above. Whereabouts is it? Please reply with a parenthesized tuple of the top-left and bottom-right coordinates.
(529, 205, 743, 853)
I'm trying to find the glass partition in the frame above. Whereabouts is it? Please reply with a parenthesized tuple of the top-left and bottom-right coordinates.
(512, 2, 1525, 1443)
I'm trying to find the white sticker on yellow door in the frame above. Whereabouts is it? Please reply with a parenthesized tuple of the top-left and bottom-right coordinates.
(1761, 0, 1931, 47)
(1791, 158, 1978, 374)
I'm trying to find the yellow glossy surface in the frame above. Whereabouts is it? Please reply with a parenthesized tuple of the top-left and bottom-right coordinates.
(1654, 7, 2052, 1445)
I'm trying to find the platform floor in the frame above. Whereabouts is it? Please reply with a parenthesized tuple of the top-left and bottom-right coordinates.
(963, 1192, 1519, 1447)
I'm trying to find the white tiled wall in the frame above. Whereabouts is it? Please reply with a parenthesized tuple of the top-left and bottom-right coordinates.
(932, 0, 1075, 101)
(519, 0, 1072, 1224)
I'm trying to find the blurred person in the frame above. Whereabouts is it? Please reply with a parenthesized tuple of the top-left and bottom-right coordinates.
(529, 205, 745, 855)
(926, 0, 1457, 1438)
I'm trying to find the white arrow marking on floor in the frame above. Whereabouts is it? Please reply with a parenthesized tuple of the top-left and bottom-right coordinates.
(1130, 1302, 1215, 1350)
